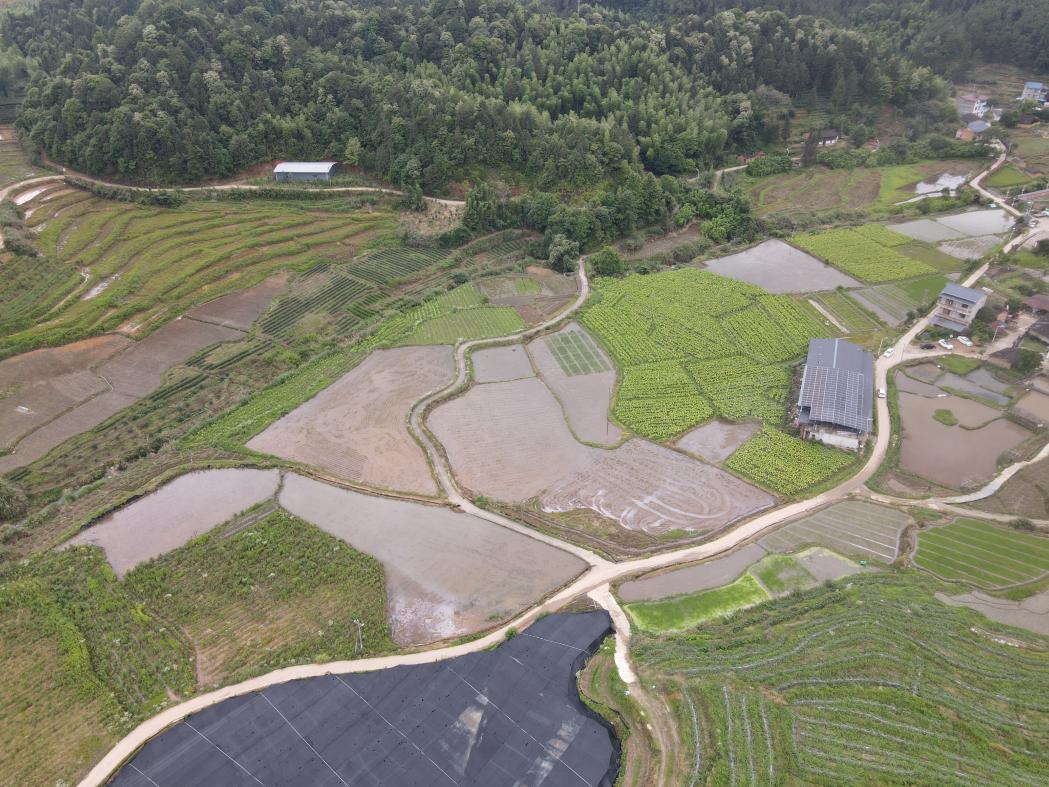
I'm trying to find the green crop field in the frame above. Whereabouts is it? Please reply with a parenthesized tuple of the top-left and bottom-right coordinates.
(725, 427, 855, 496)
(810, 290, 883, 334)
(582, 269, 834, 440)
(793, 224, 936, 283)
(0, 192, 399, 357)
(362, 282, 524, 348)
(632, 573, 1049, 786)
(985, 165, 1035, 190)
(0, 509, 392, 785)
(546, 330, 611, 376)
(625, 574, 769, 632)
(913, 517, 1049, 588)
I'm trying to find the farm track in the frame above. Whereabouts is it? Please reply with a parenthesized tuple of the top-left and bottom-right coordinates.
(14, 160, 1037, 786)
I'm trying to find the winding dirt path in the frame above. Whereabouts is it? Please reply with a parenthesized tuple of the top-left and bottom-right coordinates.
(72, 159, 1049, 787)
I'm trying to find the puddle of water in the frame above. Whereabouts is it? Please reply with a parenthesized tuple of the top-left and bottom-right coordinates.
(14, 187, 45, 205)
(897, 174, 969, 204)
(83, 274, 119, 300)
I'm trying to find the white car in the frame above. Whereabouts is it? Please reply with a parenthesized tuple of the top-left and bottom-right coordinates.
(883, 346, 894, 358)
(938, 338, 954, 350)
(877, 388, 887, 399)
(957, 336, 973, 347)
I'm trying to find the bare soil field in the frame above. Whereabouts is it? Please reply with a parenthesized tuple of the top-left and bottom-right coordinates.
(748, 166, 882, 216)
(898, 391, 1031, 488)
(431, 377, 771, 534)
(527, 323, 621, 445)
(66, 468, 280, 576)
(703, 239, 860, 293)
(477, 269, 577, 325)
(759, 500, 911, 563)
(248, 346, 454, 495)
(277, 473, 585, 645)
(617, 543, 768, 602)
(100, 318, 244, 397)
(541, 439, 774, 535)
(675, 419, 759, 463)
(0, 334, 130, 449)
(971, 455, 1049, 519)
(471, 344, 534, 383)
(429, 376, 593, 500)
(1015, 390, 1049, 422)
(0, 390, 137, 474)
(796, 547, 874, 582)
(184, 273, 290, 331)
(618, 225, 702, 260)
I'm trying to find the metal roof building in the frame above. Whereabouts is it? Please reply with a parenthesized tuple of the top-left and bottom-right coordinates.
(798, 338, 874, 435)
(932, 282, 988, 332)
(273, 161, 337, 181)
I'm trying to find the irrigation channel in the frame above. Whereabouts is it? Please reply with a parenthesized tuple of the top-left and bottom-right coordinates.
(1, 160, 1035, 786)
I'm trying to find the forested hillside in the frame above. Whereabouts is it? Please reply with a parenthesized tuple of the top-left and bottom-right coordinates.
(3, 0, 952, 186)
(574, 0, 1049, 76)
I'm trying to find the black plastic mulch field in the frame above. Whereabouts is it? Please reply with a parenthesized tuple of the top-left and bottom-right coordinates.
(109, 611, 618, 786)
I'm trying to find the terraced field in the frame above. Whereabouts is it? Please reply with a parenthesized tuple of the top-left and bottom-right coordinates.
(2, 188, 399, 357)
(633, 573, 1049, 786)
(914, 518, 1049, 588)
(582, 269, 835, 441)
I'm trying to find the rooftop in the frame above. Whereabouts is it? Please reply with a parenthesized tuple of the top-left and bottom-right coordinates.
(967, 120, 991, 133)
(798, 338, 874, 434)
(273, 161, 337, 174)
(940, 282, 986, 304)
(1024, 294, 1049, 312)
(1025, 81, 1045, 90)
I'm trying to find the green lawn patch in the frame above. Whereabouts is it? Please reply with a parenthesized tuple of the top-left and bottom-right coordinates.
(625, 573, 768, 631)
(750, 553, 816, 594)
(985, 165, 1034, 190)
(938, 354, 981, 375)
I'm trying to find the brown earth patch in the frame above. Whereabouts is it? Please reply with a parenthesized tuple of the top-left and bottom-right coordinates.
(248, 346, 454, 495)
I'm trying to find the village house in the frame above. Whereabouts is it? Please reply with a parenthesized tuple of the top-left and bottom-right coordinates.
(931, 283, 988, 332)
(1021, 81, 1046, 104)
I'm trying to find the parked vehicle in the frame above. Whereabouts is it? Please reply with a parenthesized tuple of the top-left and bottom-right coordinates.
(938, 338, 954, 350)
(920, 343, 935, 350)
(877, 388, 887, 399)
(883, 346, 895, 358)
(958, 336, 973, 347)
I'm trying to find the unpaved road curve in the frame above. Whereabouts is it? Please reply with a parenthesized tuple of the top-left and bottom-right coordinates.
(76, 158, 1046, 787)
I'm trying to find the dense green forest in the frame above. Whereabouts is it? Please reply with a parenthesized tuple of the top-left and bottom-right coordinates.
(571, 0, 1049, 76)
(3, 0, 956, 187)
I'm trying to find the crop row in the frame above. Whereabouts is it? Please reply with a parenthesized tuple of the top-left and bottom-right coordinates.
(633, 574, 1049, 785)
(725, 427, 854, 495)
(792, 225, 935, 283)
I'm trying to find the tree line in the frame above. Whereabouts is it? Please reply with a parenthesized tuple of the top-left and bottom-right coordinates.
(4, 0, 955, 187)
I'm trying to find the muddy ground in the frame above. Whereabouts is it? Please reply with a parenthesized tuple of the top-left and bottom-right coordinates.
(527, 323, 621, 446)
(278, 473, 585, 645)
(248, 346, 454, 495)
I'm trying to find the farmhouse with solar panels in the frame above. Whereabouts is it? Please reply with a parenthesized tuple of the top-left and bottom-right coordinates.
(796, 338, 874, 451)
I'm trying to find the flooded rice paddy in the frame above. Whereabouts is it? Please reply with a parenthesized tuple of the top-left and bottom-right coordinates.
(66, 468, 281, 576)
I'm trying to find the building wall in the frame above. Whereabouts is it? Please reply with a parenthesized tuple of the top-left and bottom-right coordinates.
(274, 171, 332, 182)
